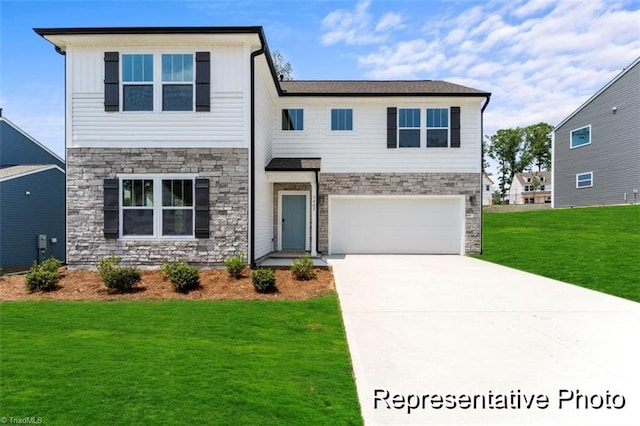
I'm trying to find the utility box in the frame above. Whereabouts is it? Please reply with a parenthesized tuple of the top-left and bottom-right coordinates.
(38, 234, 47, 249)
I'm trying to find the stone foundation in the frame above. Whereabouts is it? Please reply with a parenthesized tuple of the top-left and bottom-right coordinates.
(318, 173, 481, 254)
(66, 148, 248, 267)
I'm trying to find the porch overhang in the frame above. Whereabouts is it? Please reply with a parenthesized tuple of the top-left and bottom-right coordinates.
(265, 157, 320, 256)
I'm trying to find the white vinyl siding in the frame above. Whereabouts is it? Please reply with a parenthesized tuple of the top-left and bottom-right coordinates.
(67, 46, 247, 149)
(273, 97, 482, 173)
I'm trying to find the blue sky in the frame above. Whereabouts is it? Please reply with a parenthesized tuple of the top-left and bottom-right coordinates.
(1, 0, 639, 160)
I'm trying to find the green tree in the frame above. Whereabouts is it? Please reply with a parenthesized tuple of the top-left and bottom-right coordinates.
(523, 122, 553, 172)
(271, 50, 293, 81)
(486, 127, 527, 201)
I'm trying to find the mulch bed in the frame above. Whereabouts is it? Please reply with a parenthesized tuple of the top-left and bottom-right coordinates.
(0, 267, 334, 302)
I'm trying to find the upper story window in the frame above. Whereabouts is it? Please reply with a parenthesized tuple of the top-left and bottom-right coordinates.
(398, 108, 420, 147)
(570, 125, 591, 148)
(331, 108, 353, 131)
(426, 108, 449, 148)
(162, 54, 194, 111)
(122, 54, 153, 111)
(282, 109, 304, 131)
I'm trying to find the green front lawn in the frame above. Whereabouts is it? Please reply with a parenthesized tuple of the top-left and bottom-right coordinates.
(476, 204, 640, 302)
(0, 296, 362, 425)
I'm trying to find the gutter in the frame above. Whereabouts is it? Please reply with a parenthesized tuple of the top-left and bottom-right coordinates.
(250, 47, 265, 268)
(479, 94, 491, 254)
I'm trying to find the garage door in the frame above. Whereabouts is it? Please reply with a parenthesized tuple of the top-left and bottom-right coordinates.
(329, 195, 464, 254)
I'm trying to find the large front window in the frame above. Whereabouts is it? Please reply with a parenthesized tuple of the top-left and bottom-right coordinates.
(121, 177, 195, 237)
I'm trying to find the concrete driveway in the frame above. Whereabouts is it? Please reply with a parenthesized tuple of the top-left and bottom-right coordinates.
(328, 255, 640, 425)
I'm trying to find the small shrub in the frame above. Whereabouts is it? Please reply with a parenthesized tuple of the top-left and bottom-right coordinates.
(25, 257, 62, 292)
(161, 261, 200, 293)
(224, 253, 247, 279)
(251, 268, 276, 293)
(97, 255, 141, 292)
(290, 254, 316, 281)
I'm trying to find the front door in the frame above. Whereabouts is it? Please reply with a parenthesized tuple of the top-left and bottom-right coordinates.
(282, 194, 306, 251)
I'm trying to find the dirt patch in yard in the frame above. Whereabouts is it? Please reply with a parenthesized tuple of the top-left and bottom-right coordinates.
(0, 267, 334, 302)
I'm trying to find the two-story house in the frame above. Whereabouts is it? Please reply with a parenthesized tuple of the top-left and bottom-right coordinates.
(35, 26, 490, 267)
(552, 56, 639, 208)
(508, 172, 552, 205)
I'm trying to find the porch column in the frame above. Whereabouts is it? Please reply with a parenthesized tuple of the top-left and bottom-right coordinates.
(310, 178, 318, 256)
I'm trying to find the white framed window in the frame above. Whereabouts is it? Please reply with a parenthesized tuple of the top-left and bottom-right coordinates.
(121, 53, 195, 112)
(161, 54, 194, 111)
(330, 108, 353, 131)
(398, 108, 420, 147)
(576, 172, 593, 188)
(282, 108, 304, 131)
(120, 175, 197, 238)
(122, 54, 153, 111)
(426, 108, 449, 147)
(571, 125, 591, 149)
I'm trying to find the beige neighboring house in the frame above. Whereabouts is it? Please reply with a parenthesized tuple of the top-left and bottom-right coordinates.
(482, 172, 494, 205)
(508, 172, 552, 204)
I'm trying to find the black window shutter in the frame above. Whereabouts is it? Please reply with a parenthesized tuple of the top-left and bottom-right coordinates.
(104, 52, 119, 112)
(387, 107, 397, 149)
(450, 106, 461, 148)
(195, 52, 211, 112)
(195, 178, 210, 238)
(104, 179, 119, 239)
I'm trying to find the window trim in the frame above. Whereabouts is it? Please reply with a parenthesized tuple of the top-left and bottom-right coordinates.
(119, 51, 196, 113)
(426, 107, 451, 148)
(118, 174, 198, 239)
(397, 107, 421, 148)
(329, 107, 354, 132)
(576, 172, 593, 189)
(281, 108, 304, 132)
(570, 125, 591, 149)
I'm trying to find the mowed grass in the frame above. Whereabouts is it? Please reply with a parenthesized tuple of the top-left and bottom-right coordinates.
(0, 296, 362, 425)
(476, 204, 640, 302)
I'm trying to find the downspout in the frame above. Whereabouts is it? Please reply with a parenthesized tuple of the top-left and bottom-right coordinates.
(54, 45, 68, 265)
(479, 94, 491, 254)
(250, 47, 265, 268)
(315, 169, 320, 256)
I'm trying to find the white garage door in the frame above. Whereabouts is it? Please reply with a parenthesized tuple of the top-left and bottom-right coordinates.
(329, 195, 464, 254)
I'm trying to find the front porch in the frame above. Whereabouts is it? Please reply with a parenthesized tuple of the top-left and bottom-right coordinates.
(256, 251, 329, 268)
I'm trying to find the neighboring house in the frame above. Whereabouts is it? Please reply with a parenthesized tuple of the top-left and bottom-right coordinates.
(482, 172, 494, 205)
(508, 172, 552, 205)
(0, 114, 66, 272)
(552, 56, 640, 208)
(35, 26, 490, 267)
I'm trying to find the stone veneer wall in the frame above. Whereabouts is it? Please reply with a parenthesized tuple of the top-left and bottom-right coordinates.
(66, 148, 248, 267)
(318, 173, 481, 254)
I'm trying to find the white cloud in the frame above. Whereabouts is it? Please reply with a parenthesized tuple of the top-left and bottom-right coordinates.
(320, 0, 404, 46)
(326, 0, 640, 137)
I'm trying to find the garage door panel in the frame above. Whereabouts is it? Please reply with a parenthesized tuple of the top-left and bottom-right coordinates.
(329, 196, 463, 254)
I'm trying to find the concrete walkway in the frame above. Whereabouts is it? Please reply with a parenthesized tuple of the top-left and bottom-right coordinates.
(328, 255, 640, 425)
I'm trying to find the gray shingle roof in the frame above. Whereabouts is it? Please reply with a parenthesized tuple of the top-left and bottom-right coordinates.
(265, 158, 321, 171)
(279, 80, 489, 96)
(0, 165, 53, 179)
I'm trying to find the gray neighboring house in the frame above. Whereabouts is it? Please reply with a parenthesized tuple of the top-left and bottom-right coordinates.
(552, 56, 640, 208)
(0, 114, 66, 273)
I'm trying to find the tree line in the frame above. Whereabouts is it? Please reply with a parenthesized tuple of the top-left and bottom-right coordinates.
(484, 122, 553, 201)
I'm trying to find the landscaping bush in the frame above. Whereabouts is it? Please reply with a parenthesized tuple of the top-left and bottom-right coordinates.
(161, 261, 200, 293)
(25, 257, 62, 292)
(224, 253, 247, 279)
(290, 254, 316, 281)
(97, 255, 141, 292)
(251, 268, 276, 293)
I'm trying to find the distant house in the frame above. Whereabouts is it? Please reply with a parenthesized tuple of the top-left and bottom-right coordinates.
(508, 172, 552, 205)
(0, 114, 65, 273)
(482, 172, 494, 205)
(552, 56, 639, 208)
